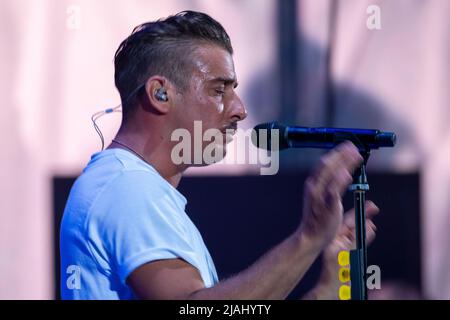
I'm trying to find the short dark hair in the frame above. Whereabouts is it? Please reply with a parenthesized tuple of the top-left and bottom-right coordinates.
(114, 10, 233, 119)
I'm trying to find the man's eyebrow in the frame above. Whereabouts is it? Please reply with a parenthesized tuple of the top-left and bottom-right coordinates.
(209, 77, 239, 88)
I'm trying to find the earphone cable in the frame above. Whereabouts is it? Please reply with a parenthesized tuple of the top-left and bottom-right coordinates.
(91, 104, 122, 151)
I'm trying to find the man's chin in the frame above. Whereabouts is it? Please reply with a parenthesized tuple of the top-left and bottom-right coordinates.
(191, 145, 228, 167)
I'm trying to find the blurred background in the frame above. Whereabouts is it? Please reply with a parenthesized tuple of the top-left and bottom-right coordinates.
(0, 0, 449, 299)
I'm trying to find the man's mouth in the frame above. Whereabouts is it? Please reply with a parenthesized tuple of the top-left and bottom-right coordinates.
(221, 126, 237, 143)
(222, 123, 237, 134)
(221, 128, 236, 135)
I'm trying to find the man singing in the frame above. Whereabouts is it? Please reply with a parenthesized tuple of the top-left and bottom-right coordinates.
(60, 11, 378, 300)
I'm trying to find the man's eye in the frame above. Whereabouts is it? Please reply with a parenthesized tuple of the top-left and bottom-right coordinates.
(215, 89, 225, 96)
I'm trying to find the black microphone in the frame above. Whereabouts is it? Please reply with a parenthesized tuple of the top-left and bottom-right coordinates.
(252, 122, 396, 151)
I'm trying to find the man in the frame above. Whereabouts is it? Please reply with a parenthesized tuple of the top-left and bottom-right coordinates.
(60, 11, 378, 300)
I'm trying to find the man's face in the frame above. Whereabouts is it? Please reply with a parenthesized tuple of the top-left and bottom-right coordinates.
(170, 44, 247, 165)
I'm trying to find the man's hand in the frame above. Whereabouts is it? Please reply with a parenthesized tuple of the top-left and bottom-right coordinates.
(304, 201, 379, 300)
(298, 141, 364, 249)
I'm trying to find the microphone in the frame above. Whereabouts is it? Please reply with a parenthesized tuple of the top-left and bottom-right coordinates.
(252, 122, 396, 151)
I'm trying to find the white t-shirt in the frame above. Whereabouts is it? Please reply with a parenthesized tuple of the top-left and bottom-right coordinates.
(60, 148, 218, 299)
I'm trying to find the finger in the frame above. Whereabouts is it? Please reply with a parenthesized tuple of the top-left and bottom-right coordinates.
(366, 220, 377, 244)
(335, 218, 377, 252)
(367, 219, 377, 232)
(343, 200, 380, 229)
(312, 142, 363, 187)
(307, 142, 363, 211)
(334, 236, 354, 252)
(365, 201, 380, 219)
(327, 168, 353, 199)
(340, 234, 355, 251)
(348, 219, 376, 244)
(320, 144, 362, 199)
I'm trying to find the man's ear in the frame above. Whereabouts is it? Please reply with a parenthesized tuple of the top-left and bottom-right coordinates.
(144, 76, 172, 114)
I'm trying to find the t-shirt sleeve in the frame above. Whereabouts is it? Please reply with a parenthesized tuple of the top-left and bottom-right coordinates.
(86, 171, 202, 285)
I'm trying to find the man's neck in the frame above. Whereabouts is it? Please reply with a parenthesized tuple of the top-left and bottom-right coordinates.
(108, 130, 185, 189)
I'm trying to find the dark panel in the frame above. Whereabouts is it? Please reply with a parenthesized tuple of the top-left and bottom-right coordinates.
(53, 177, 77, 300)
(178, 172, 421, 299)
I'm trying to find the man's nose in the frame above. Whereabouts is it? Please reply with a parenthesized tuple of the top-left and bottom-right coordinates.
(229, 94, 247, 122)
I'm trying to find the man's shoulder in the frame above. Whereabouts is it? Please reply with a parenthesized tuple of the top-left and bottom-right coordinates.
(65, 148, 187, 227)
(80, 166, 168, 208)
(78, 149, 163, 192)
(65, 150, 169, 216)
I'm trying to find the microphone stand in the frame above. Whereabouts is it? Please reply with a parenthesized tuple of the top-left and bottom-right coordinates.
(349, 150, 370, 300)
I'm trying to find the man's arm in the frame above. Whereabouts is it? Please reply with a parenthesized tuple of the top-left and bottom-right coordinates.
(129, 231, 322, 299)
(128, 142, 364, 299)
